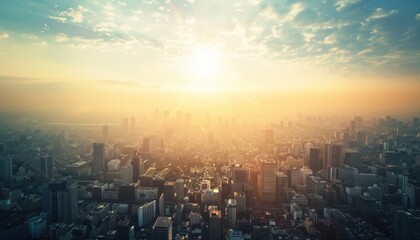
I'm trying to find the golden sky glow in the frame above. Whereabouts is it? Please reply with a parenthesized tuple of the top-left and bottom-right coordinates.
(0, 0, 419, 120)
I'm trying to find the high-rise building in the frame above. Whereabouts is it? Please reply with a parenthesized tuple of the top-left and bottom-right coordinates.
(40, 156, 54, 179)
(208, 209, 222, 240)
(151, 216, 172, 240)
(276, 172, 288, 203)
(227, 199, 237, 229)
(323, 144, 343, 169)
(309, 148, 322, 173)
(324, 144, 343, 179)
(43, 179, 78, 224)
(102, 125, 109, 143)
(175, 179, 184, 202)
(132, 153, 141, 182)
(233, 192, 246, 215)
(164, 181, 175, 203)
(92, 143, 105, 175)
(343, 149, 361, 170)
(121, 164, 133, 183)
(138, 200, 156, 228)
(0, 157, 13, 180)
(259, 160, 277, 202)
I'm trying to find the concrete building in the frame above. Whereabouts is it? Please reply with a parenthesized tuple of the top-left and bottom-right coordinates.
(138, 200, 156, 228)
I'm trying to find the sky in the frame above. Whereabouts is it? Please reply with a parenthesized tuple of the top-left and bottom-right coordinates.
(0, 0, 419, 120)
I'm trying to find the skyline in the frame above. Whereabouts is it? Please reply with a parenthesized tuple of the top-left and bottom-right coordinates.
(0, 0, 419, 120)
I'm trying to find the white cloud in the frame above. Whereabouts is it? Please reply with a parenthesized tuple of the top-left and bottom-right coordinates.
(335, 0, 362, 11)
(0, 32, 9, 39)
(66, 5, 87, 23)
(416, 13, 420, 21)
(55, 33, 69, 43)
(324, 34, 336, 44)
(49, 5, 87, 23)
(367, 8, 399, 21)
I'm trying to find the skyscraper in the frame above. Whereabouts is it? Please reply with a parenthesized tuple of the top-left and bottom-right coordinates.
(132, 152, 141, 182)
(323, 144, 343, 169)
(175, 179, 184, 202)
(121, 164, 133, 183)
(164, 181, 175, 203)
(151, 216, 172, 240)
(227, 199, 237, 229)
(40, 156, 54, 179)
(93, 143, 105, 175)
(309, 148, 322, 173)
(44, 179, 78, 224)
(276, 172, 288, 203)
(259, 159, 277, 202)
(208, 209, 222, 240)
(138, 200, 156, 228)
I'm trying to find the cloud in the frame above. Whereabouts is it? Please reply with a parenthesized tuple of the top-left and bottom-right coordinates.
(49, 5, 87, 23)
(367, 8, 399, 21)
(55, 33, 69, 43)
(0, 32, 9, 39)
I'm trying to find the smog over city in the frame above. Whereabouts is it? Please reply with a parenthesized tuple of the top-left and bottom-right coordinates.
(0, 1, 419, 240)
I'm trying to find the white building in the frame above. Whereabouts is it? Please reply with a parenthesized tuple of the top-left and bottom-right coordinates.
(138, 200, 156, 228)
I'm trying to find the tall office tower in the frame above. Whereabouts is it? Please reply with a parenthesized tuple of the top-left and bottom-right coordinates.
(130, 117, 136, 133)
(164, 181, 175, 203)
(413, 117, 420, 129)
(354, 116, 363, 129)
(276, 172, 288, 203)
(343, 150, 362, 170)
(350, 120, 356, 139)
(143, 137, 151, 153)
(232, 165, 249, 183)
(40, 156, 54, 179)
(121, 164, 133, 183)
(138, 200, 156, 228)
(342, 132, 350, 147)
(175, 179, 184, 202)
(132, 153, 141, 182)
(259, 160, 277, 202)
(209, 209, 222, 240)
(226, 199, 237, 229)
(123, 118, 129, 132)
(44, 179, 78, 224)
(324, 144, 343, 180)
(233, 192, 246, 215)
(309, 148, 322, 173)
(151, 216, 172, 240)
(102, 125, 109, 143)
(92, 143, 105, 175)
(0, 157, 12, 180)
(232, 164, 249, 192)
(323, 144, 343, 169)
(264, 129, 274, 144)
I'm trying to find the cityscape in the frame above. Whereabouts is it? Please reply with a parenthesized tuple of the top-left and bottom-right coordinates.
(0, 1, 420, 240)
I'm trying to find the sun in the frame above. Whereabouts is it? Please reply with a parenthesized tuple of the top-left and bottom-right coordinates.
(191, 48, 221, 78)
(185, 47, 225, 91)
